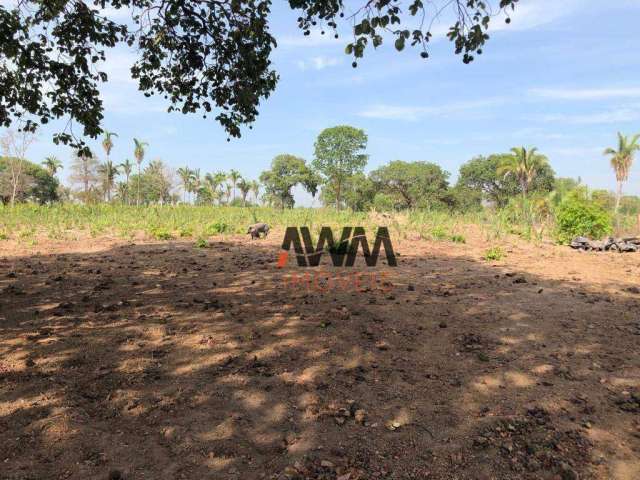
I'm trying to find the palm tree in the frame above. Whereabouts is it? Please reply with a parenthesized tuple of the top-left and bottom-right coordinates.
(604, 132, 640, 213)
(238, 179, 251, 206)
(498, 147, 548, 199)
(250, 180, 260, 205)
(133, 138, 149, 206)
(224, 183, 232, 204)
(228, 169, 241, 201)
(177, 166, 193, 203)
(42, 156, 63, 176)
(102, 130, 118, 160)
(98, 160, 119, 202)
(119, 159, 133, 204)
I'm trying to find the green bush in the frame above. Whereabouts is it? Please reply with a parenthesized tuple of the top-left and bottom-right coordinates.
(483, 246, 504, 261)
(555, 195, 612, 244)
(206, 221, 229, 235)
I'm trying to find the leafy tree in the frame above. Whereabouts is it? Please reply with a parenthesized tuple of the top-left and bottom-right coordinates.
(130, 159, 176, 205)
(0, 1, 519, 152)
(369, 160, 450, 209)
(458, 154, 555, 208)
(322, 172, 377, 212)
(260, 154, 311, 208)
(69, 150, 99, 203)
(591, 189, 615, 212)
(98, 160, 119, 202)
(603, 132, 640, 213)
(0, 129, 37, 206)
(313, 126, 368, 210)
(133, 138, 148, 206)
(497, 147, 549, 199)
(0, 156, 59, 204)
(42, 156, 63, 177)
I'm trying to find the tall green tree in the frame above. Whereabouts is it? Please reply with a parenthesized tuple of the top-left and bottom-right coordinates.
(133, 138, 149, 206)
(177, 166, 193, 203)
(237, 178, 251, 206)
(457, 154, 555, 208)
(369, 160, 450, 209)
(497, 147, 549, 199)
(42, 156, 63, 176)
(260, 154, 310, 208)
(228, 169, 241, 201)
(313, 125, 368, 210)
(603, 132, 640, 213)
(101, 130, 118, 162)
(250, 180, 260, 205)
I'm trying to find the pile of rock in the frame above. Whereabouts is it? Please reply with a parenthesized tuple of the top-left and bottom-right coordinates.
(570, 236, 640, 252)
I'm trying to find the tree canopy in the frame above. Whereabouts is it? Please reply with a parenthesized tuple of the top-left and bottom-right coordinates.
(457, 154, 555, 208)
(313, 125, 368, 209)
(369, 160, 451, 210)
(0, 1, 518, 152)
(259, 154, 313, 208)
(0, 156, 59, 204)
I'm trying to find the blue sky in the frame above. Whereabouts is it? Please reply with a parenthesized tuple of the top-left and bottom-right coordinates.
(16, 0, 640, 202)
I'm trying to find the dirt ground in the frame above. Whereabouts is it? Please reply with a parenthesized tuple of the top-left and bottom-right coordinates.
(2, 228, 640, 480)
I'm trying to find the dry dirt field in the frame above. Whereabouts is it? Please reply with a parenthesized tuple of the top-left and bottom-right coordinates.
(2, 229, 640, 480)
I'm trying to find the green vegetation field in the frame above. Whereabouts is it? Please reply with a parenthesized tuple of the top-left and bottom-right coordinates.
(0, 204, 508, 245)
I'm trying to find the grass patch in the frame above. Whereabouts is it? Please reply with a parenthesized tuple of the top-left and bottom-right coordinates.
(483, 246, 504, 261)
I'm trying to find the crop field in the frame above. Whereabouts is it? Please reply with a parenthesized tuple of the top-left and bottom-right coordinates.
(1, 205, 640, 480)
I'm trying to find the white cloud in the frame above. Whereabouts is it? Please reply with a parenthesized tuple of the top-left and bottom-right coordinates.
(297, 56, 343, 71)
(547, 146, 604, 157)
(530, 87, 640, 101)
(358, 98, 506, 121)
(540, 106, 640, 125)
(489, 0, 581, 32)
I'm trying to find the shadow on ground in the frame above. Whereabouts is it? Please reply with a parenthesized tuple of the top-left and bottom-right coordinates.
(1, 239, 640, 479)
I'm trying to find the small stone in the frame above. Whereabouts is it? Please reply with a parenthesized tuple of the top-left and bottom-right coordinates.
(407, 285, 415, 291)
(354, 409, 367, 425)
(439, 321, 448, 328)
(320, 460, 335, 468)
(334, 416, 346, 426)
(108, 470, 123, 480)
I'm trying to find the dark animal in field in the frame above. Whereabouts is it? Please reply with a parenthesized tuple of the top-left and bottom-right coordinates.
(247, 223, 270, 240)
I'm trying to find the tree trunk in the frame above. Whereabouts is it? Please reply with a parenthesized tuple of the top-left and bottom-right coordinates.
(137, 164, 141, 206)
(336, 180, 341, 210)
(615, 181, 622, 214)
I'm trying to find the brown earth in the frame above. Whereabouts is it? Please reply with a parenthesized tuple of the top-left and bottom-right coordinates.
(1, 229, 640, 480)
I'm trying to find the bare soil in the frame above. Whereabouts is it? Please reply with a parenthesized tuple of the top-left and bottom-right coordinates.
(1, 230, 640, 479)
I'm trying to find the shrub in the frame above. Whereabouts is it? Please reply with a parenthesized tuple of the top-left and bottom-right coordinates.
(149, 227, 173, 240)
(451, 234, 466, 244)
(555, 195, 612, 244)
(206, 221, 229, 235)
(194, 238, 208, 248)
(430, 225, 448, 241)
(483, 246, 504, 261)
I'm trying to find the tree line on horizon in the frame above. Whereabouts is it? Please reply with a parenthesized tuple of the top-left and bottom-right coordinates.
(1, 126, 640, 220)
